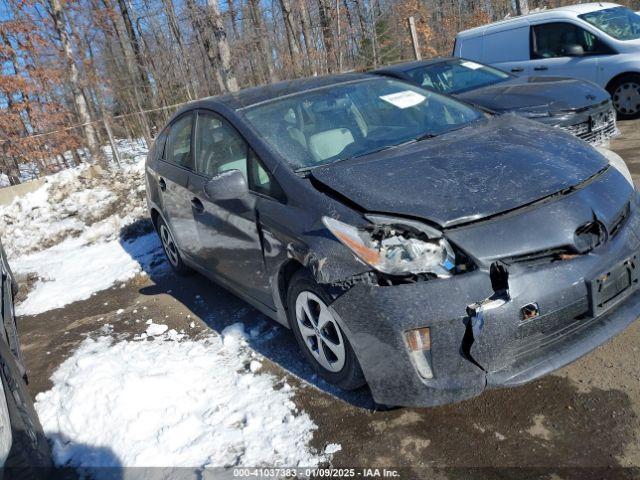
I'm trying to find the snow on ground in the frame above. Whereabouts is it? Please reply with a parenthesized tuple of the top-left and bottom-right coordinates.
(1, 139, 156, 315)
(35, 323, 333, 468)
(14, 231, 167, 316)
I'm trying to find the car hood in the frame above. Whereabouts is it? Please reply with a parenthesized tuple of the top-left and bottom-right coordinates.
(456, 76, 610, 114)
(310, 116, 608, 228)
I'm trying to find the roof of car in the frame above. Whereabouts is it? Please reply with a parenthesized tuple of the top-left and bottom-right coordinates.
(457, 2, 621, 37)
(373, 57, 454, 73)
(213, 73, 372, 110)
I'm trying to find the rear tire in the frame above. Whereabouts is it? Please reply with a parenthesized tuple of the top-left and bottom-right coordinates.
(608, 74, 640, 120)
(286, 270, 366, 390)
(155, 216, 191, 276)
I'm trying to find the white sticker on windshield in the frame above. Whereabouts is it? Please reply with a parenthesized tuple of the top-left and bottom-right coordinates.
(380, 90, 426, 109)
(460, 60, 483, 70)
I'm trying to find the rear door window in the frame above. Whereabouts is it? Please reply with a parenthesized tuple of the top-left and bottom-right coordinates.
(166, 114, 194, 169)
(194, 112, 248, 181)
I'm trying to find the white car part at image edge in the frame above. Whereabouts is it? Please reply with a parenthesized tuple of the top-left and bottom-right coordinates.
(597, 146, 635, 186)
(0, 380, 12, 467)
(453, 4, 640, 116)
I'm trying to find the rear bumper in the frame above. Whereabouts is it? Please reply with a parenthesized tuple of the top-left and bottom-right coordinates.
(329, 210, 640, 407)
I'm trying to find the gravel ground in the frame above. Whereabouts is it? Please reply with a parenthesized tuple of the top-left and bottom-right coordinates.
(17, 119, 640, 479)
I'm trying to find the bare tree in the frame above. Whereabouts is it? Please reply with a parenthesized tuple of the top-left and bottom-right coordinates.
(297, 0, 318, 75)
(278, 0, 303, 77)
(248, 0, 278, 83)
(47, 0, 102, 163)
(206, 0, 239, 92)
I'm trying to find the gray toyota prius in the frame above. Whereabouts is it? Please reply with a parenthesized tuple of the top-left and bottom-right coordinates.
(146, 73, 640, 407)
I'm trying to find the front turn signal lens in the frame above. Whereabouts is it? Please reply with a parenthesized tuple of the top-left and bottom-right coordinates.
(405, 328, 431, 351)
(405, 328, 433, 379)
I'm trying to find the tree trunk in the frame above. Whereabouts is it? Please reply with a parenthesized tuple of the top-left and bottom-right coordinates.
(114, 0, 152, 99)
(206, 0, 240, 92)
(227, 0, 240, 38)
(317, 0, 336, 73)
(102, 0, 153, 145)
(279, 0, 303, 77)
(162, 0, 198, 99)
(297, 0, 317, 75)
(248, 0, 278, 83)
(47, 0, 102, 164)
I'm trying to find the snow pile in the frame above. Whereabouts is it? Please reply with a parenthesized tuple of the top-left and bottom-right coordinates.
(0, 140, 164, 316)
(35, 324, 332, 468)
(0, 160, 147, 259)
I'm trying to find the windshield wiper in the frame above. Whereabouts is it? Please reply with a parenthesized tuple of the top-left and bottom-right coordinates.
(294, 131, 440, 173)
(412, 132, 437, 142)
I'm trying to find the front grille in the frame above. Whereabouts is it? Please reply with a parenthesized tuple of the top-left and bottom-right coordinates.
(502, 247, 575, 266)
(560, 107, 619, 146)
(508, 297, 591, 359)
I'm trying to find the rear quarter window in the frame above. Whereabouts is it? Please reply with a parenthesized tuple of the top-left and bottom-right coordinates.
(152, 129, 168, 163)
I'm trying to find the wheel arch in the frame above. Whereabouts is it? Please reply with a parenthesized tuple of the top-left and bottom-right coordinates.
(605, 71, 640, 94)
(274, 259, 306, 328)
(150, 207, 161, 231)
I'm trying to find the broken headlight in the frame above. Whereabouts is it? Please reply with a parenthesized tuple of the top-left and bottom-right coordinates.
(322, 216, 456, 277)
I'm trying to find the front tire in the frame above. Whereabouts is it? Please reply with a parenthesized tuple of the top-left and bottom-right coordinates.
(287, 271, 366, 390)
(609, 74, 640, 120)
(156, 216, 191, 276)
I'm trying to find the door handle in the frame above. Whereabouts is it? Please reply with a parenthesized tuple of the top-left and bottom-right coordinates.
(511, 67, 524, 73)
(534, 66, 548, 71)
(158, 177, 166, 191)
(191, 197, 204, 214)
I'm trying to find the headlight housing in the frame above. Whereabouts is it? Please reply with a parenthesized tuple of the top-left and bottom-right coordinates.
(322, 216, 457, 277)
(597, 146, 633, 187)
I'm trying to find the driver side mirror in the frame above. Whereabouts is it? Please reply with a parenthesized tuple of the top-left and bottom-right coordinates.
(204, 169, 249, 201)
(565, 44, 585, 57)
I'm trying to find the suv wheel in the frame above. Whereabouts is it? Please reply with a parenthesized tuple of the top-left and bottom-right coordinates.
(609, 74, 640, 119)
(287, 271, 366, 390)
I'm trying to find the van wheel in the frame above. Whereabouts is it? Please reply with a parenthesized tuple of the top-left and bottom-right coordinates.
(156, 217, 191, 276)
(609, 74, 640, 119)
(287, 270, 366, 390)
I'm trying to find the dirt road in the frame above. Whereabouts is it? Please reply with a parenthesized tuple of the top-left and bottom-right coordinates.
(18, 120, 640, 478)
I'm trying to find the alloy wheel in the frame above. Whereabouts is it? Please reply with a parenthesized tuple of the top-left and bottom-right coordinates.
(295, 291, 346, 373)
(613, 81, 640, 116)
(159, 224, 179, 268)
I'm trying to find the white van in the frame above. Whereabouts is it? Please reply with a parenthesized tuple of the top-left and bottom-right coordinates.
(454, 3, 640, 118)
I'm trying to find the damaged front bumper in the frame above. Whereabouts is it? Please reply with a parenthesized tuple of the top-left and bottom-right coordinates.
(328, 209, 640, 407)
(549, 101, 619, 146)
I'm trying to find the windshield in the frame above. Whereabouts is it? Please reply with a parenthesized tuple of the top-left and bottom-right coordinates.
(243, 78, 484, 171)
(406, 59, 511, 94)
(579, 7, 640, 41)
